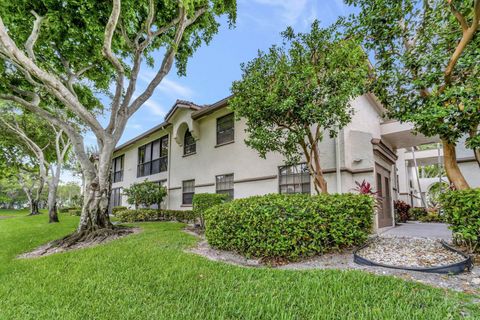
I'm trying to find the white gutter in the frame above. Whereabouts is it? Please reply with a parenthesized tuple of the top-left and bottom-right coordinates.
(335, 134, 342, 193)
(167, 132, 172, 209)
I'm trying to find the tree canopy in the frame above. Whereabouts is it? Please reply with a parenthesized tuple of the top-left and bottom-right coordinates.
(346, 0, 480, 189)
(0, 0, 237, 238)
(230, 20, 370, 193)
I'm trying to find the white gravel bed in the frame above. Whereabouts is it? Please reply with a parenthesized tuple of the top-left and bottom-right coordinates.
(185, 229, 479, 293)
(356, 237, 466, 268)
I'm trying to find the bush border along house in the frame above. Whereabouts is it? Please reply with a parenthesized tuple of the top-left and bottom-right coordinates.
(193, 193, 228, 228)
(205, 193, 374, 261)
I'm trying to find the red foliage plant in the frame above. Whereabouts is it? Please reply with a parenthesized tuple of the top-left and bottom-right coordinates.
(354, 180, 378, 195)
(394, 200, 411, 223)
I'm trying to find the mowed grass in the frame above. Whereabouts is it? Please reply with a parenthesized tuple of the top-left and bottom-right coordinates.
(0, 211, 478, 320)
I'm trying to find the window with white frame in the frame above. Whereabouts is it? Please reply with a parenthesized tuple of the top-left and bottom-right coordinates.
(182, 180, 195, 205)
(216, 174, 234, 199)
(278, 163, 311, 194)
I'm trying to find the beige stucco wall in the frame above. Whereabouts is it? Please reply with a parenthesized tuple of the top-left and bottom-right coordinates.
(112, 93, 388, 217)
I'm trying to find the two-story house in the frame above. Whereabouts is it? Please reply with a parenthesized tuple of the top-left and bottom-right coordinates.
(111, 94, 478, 231)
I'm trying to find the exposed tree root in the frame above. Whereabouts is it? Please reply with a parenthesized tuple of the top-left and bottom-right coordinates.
(18, 226, 140, 259)
(52, 226, 133, 248)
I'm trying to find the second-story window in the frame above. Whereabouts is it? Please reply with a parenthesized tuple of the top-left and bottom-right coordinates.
(112, 155, 124, 183)
(137, 135, 168, 177)
(216, 113, 234, 145)
(183, 130, 196, 156)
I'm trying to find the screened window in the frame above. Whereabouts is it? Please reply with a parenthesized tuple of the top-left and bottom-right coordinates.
(182, 180, 195, 205)
(111, 188, 122, 207)
(137, 135, 168, 177)
(112, 155, 124, 183)
(279, 163, 311, 194)
(216, 174, 234, 199)
(184, 130, 196, 155)
(216, 113, 234, 145)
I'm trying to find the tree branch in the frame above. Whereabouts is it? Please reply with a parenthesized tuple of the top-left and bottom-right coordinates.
(448, 0, 468, 31)
(25, 11, 44, 62)
(442, 0, 480, 90)
(127, 6, 207, 121)
(0, 116, 50, 175)
(102, 0, 125, 123)
(0, 16, 105, 138)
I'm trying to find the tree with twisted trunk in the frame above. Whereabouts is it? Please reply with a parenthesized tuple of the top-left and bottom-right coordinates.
(0, 114, 46, 215)
(0, 0, 236, 244)
(0, 109, 71, 223)
(346, 0, 480, 189)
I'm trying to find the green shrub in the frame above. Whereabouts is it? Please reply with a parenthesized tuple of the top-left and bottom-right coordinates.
(112, 206, 128, 216)
(161, 209, 195, 222)
(418, 209, 443, 223)
(115, 208, 195, 223)
(123, 180, 167, 209)
(115, 209, 159, 222)
(408, 207, 427, 221)
(59, 207, 72, 213)
(59, 206, 81, 214)
(67, 208, 81, 216)
(193, 193, 228, 228)
(440, 188, 480, 252)
(205, 193, 374, 261)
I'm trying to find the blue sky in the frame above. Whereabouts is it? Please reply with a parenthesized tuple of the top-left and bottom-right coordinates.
(86, 0, 357, 146)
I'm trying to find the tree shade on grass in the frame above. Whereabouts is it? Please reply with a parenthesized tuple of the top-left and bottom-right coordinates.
(0, 211, 478, 320)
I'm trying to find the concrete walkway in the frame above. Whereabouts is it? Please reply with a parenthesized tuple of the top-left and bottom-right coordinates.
(380, 222, 452, 242)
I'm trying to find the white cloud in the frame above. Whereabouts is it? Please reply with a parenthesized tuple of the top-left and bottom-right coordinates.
(126, 123, 143, 130)
(139, 71, 194, 99)
(144, 99, 166, 117)
(251, 0, 308, 26)
(158, 78, 193, 98)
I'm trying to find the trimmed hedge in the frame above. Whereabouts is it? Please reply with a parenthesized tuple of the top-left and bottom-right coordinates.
(114, 208, 195, 223)
(205, 193, 374, 261)
(112, 206, 128, 215)
(440, 188, 480, 252)
(408, 207, 427, 221)
(60, 207, 81, 216)
(59, 207, 79, 214)
(418, 209, 443, 223)
(193, 193, 228, 228)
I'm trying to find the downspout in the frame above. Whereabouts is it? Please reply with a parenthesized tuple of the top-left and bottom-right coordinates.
(167, 131, 172, 210)
(335, 132, 342, 194)
(411, 147, 427, 208)
(438, 142, 442, 187)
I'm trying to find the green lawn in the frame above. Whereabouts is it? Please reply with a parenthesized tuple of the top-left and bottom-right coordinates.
(0, 211, 478, 319)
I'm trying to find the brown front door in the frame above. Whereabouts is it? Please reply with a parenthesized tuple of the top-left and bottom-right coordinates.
(376, 164, 393, 228)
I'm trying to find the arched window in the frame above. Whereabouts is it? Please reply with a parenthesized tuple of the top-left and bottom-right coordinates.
(184, 130, 196, 155)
